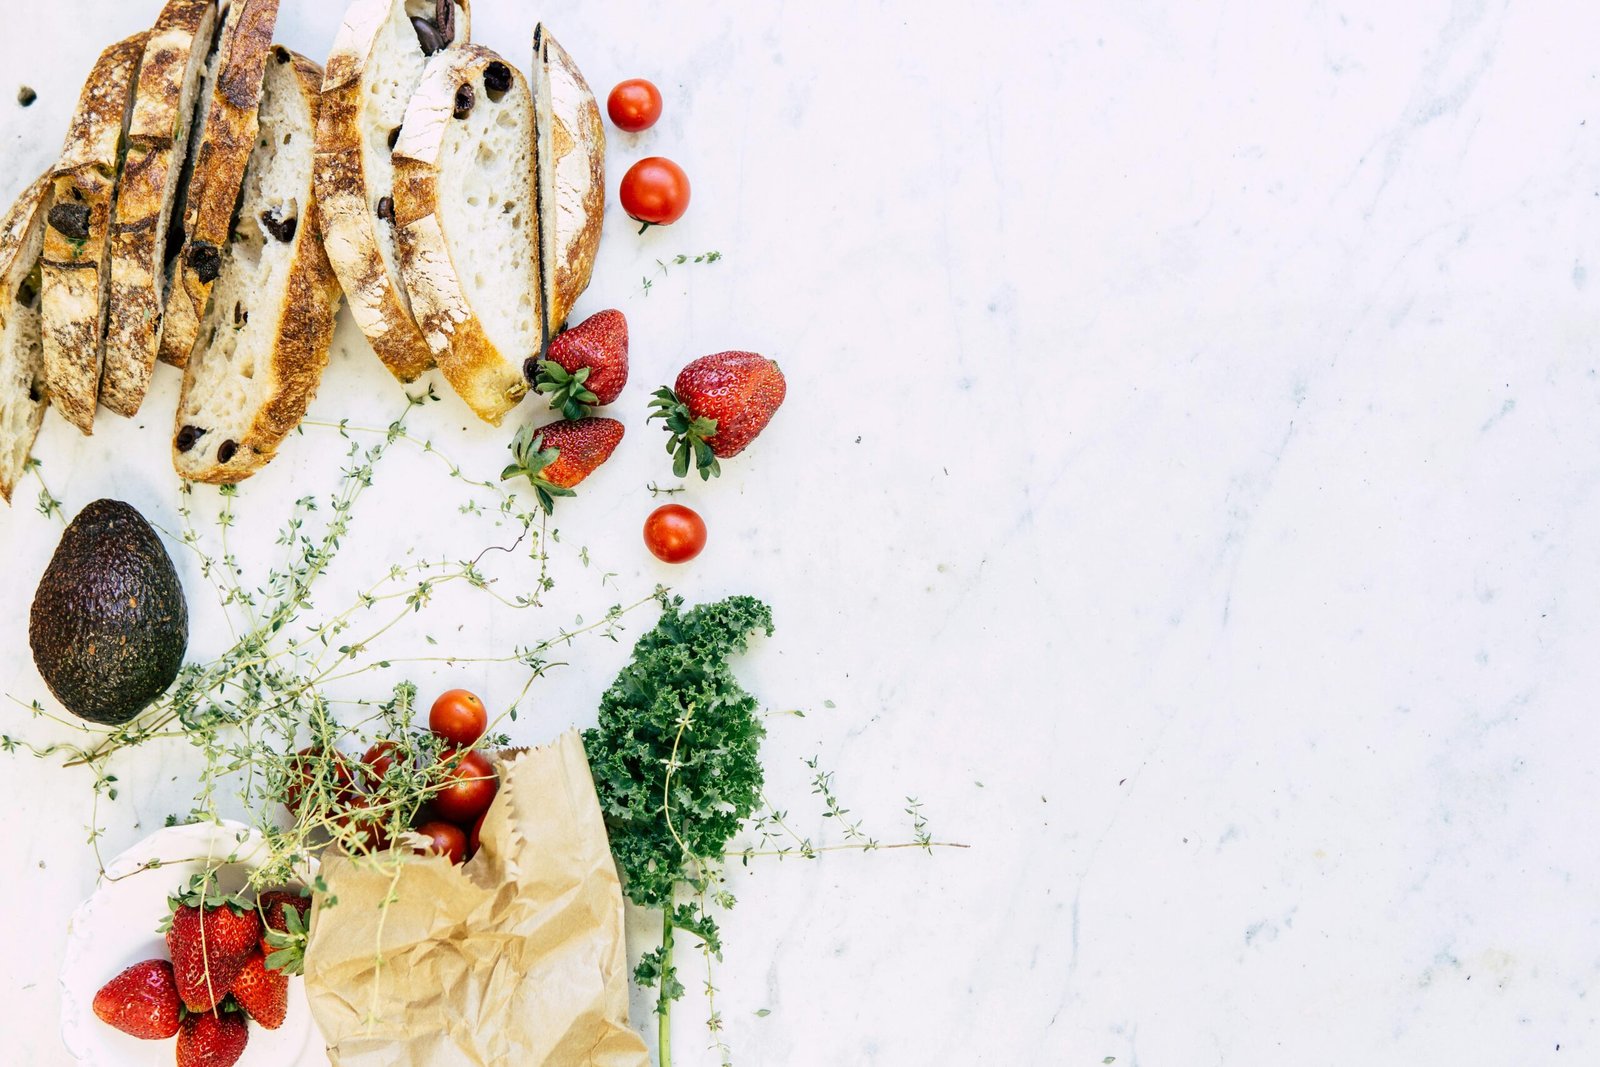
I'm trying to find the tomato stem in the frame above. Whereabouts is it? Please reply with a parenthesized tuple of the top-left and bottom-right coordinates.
(637, 220, 654, 236)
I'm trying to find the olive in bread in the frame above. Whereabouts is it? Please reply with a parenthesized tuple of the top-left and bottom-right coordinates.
(315, 0, 471, 383)
(392, 45, 533, 425)
(101, 0, 223, 417)
(39, 32, 148, 435)
(172, 48, 340, 484)
(0, 174, 53, 504)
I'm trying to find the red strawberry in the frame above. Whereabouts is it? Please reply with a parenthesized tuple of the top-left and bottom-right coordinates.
(229, 951, 288, 1029)
(165, 897, 262, 1012)
(501, 417, 625, 513)
(649, 351, 785, 478)
(257, 890, 311, 955)
(530, 309, 629, 417)
(176, 1009, 248, 1067)
(91, 959, 181, 1039)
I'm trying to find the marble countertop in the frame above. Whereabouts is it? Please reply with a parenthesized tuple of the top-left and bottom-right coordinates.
(4, 2, 1597, 1063)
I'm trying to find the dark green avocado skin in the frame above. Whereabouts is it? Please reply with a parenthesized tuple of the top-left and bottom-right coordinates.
(28, 499, 189, 725)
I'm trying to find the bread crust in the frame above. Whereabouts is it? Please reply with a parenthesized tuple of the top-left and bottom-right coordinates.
(540, 27, 605, 334)
(102, 0, 220, 417)
(159, 0, 280, 370)
(39, 32, 148, 436)
(174, 51, 341, 484)
(392, 44, 531, 426)
(314, 0, 471, 383)
(0, 173, 53, 503)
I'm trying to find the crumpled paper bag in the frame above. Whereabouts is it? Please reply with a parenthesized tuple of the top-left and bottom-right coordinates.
(302, 730, 648, 1066)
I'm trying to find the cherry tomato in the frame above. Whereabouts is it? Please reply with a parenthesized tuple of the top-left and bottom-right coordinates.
(620, 157, 690, 231)
(361, 741, 404, 787)
(431, 750, 498, 824)
(337, 794, 391, 853)
(607, 78, 662, 132)
(469, 810, 487, 856)
(284, 746, 355, 815)
(429, 689, 488, 747)
(414, 820, 467, 865)
(644, 504, 707, 563)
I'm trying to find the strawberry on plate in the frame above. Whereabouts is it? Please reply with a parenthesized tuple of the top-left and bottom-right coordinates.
(649, 351, 786, 479)
(501, 417, 625, 512)
(257, 889, 311, 953)
(529, 309, 629, 418)
(163, 885, 262, 1012)
(230, 950, 288, 1029)
(91, 959, 182, 1039)
(176, 1008, 249, 1067)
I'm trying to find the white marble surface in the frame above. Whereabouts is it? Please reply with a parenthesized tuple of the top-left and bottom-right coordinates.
(3, 1, 1599, 1063)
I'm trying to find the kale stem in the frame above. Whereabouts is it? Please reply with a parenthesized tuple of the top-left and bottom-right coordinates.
(659, 908, 674, 1067)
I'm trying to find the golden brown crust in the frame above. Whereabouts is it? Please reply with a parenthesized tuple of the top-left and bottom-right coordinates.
(392, 45, 530, 426)
(102, 0, 219, 417)
(160, 0, 280, 369)
(541, 30, 604, 332)
(313, 0, 471, 383)
(175, 52, 341, 484)
(40, 31, 148, 436)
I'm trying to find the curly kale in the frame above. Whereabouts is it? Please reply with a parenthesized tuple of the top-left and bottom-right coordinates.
(582, 594, 773, 1054)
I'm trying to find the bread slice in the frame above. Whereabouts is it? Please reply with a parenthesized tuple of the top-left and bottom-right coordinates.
(38, 32, 148, 435)
(315, 0, 472, 383)
(173, 48, 340, 484)
(392, 45, 533, 424)
(533, 24, 605, 340)
(101, 0, 222, 417)
(159, 0, 281, 370)
(0, 174, 53, 504)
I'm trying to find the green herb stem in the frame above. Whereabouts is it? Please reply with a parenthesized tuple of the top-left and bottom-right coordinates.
(659, 908, 674, 1067)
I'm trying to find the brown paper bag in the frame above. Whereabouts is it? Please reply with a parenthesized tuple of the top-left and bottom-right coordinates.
(302, 730, 649, 1066)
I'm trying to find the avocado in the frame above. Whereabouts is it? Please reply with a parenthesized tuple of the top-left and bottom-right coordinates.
(28, 499, 189, 725)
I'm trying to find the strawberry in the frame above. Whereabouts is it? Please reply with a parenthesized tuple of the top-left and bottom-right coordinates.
(175, 1008, 248, 1067)
(229, 950, 288, 1029)
(91, 959, 182, 1039)
(501, 417, 625, 512)
(164, 886, 263, 1012)
(529, 309, 629, 418)
(257, 889, 311, 954)
(649, 351, 785, 479)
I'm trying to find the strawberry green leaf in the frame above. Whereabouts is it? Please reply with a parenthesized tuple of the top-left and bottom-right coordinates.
(650, 388, 723, 480)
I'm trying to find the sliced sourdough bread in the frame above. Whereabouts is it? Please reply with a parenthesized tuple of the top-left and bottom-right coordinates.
(0, 174, 53, 504)
(173, 48, 340, 484)
(101, 0, 222, 417)
(39, 32, 148, 435)
(159, 0, 281, 370)
(392, 45, 534, 425)
(534, 24, 605, 341)
(316, 0, 471, 383)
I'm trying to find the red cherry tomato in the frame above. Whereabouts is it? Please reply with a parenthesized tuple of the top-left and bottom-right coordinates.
(413, 820, 467, 865)
(643, 504, 707, 563)
(607, 78, 662, 132)
(429, 689, 488, 747)
(284, 746, 356, 815)
(361, 741, 403, 787)
(469, 810, 486, 856)
(337, 794, 391, 853)
(620, 157, 690, 231)
(431, 750, 498, 824)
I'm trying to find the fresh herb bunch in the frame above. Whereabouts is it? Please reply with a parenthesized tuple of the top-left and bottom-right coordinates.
(583, 595, 773, 1064)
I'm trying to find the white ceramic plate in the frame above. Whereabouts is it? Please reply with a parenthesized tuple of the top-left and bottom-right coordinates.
(59, 821, 330, 1066)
